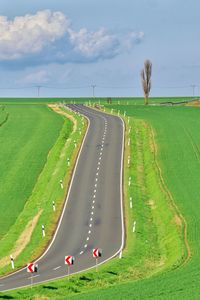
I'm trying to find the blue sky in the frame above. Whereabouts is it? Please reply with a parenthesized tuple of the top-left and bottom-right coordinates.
(0, 0, 199, 97)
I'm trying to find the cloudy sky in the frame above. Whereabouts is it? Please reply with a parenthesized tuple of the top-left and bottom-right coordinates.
(0, 0, 199, 97)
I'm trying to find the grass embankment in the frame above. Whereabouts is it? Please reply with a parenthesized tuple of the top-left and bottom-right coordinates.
(0, 104, 87, 276)
(1, 105, 184, 299)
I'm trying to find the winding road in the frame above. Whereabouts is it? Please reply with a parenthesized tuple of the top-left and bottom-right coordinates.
(0, 104, 124, 292)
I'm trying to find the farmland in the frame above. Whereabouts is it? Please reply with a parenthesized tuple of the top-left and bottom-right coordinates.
(0, 104, 64, 238)
(0, 96, 193, 105)
(1, 101, 200, 299)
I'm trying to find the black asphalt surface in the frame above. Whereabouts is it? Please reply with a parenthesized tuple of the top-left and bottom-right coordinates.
(0, 104, 124, 292)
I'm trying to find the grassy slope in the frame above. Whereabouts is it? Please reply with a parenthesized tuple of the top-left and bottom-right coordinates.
(0, 104, 63, 238)
(1, 104, 186, 299)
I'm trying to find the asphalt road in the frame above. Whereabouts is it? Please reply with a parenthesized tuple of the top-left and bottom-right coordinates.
(0, 104, 124, 292)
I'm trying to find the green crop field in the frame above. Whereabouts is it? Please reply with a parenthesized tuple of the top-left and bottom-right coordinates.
(0, 104, 64, 238)
(0, 96, 195, 105)
(2, 101, 200, 300)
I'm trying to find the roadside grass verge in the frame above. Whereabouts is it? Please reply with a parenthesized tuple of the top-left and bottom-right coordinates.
(0, 104, 87, 276)
(1, 106, 185, 299)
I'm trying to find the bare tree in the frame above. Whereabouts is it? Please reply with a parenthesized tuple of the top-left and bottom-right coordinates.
(141, 60, 152, 105)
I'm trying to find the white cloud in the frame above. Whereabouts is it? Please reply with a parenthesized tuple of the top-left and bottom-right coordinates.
(68, 28, 120, 59)
(0, 10, 144, 65)
(0, 10, 69, 60)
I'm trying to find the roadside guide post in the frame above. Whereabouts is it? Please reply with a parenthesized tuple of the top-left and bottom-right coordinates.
(10, 255, 14, 269)
(67, 158, 70, 167)
(60, 179, 63, 189)
(52, 201, 56, 212)
(27, 263, 38, 289)
(93, 248, 102, 272)
(65, 256, 75, 280)
(42, 224, 45, 237)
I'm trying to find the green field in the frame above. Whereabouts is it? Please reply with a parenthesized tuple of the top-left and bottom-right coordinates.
(2, 101, 200, 299)
(0, 96, 195, 105)
(0, 104, 64, 238)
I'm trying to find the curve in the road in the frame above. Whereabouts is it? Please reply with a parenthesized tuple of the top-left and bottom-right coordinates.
(0, 105, 125, 292)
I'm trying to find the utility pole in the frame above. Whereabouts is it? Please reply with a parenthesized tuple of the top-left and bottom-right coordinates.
(191, 84, 196, 97)
(36, 86, 41, 97)
(91, 85, 96, 98)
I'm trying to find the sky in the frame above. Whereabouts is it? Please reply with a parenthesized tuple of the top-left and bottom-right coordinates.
(0, 0, 200, 98)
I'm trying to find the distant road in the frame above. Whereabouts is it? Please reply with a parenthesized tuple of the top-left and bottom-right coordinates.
(0, 105, 124, 292)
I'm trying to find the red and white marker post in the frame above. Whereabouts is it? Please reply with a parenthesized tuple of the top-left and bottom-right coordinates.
(93, 248, 102, 272)
(65, 256, 75, 280)
(27, 263, 38, 288)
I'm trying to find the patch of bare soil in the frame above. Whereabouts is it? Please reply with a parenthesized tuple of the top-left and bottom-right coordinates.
(48, 104, 77, 132)
(0, 210, 42, 268)
(187, 101, 200, 106)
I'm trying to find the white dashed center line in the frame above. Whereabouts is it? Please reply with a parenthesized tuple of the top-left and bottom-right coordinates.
(53, 266, 61, 271)
(78, 114, 109, 257)
(28, 275, 40, 280)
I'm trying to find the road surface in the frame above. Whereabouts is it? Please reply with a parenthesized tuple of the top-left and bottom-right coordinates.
(0, 104, 124, 292)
